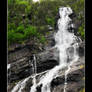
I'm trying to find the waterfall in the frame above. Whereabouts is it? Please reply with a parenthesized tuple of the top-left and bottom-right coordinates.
(30, 7, 80, 92)
(11, 76, 31, 92)
(30, 54, 37, 92)
(7, 64, 11, 70)
(11, 55, 37, 92)
(11, 7, 80, 92)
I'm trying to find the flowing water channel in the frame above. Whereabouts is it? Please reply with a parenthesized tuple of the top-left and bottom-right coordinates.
(30, 7, 80, 92)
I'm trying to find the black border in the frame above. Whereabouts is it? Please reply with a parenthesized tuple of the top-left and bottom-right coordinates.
(0, 0, 7, 91)
(85, 0, 90, 92)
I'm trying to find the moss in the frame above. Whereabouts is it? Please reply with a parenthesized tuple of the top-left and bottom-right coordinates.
(79, 88, 85, 92)
(79, 65, 84, 69)
(46, 17, 55, 27)
(78, 24, 85, 39)
(40, 35, 46, 44)
(82, 77, 85, 80)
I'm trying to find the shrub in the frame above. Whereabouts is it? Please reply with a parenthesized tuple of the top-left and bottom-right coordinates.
(40, 35, 46, 43)
(24, 26, 37, 39)
(16, 0, 29, 6)
(8, 23, 16, 31)
(25, 5, 32, 14)
(8, 25, 38, 45)
(46, 17, 55, 26)
(16, 25, 25, 33)
(8, 30, 24, 45)
(78, 24, 85, 39)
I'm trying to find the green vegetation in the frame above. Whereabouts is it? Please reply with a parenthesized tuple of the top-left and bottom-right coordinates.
(78, 24, 85, 39)
(8, 0, 85, 46)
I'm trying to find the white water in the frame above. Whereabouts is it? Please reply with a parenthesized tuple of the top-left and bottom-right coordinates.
(7, 64, 11, 70)
(30, 55, 37, 92)
(11, 76, 31, 92)
(11, 55, 37, 92)
(33, 0, 39, 2)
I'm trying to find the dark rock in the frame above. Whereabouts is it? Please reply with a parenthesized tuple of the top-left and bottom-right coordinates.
(69, 12, 76, 19)
(8, 47, 59, 83)
(66, 47, 74, 62)
(36, 84, 42, 92)
(51, 68, 84, 92)
(37, 59, 58, 73)
(36, 47, 59, 72)
(23, 78, 33, 92)
(51, 77, 65, 87)
(51, 39, 55, 47)
(8, 56, 33, 83)
(8, 47, 31, 64)
(78, 46, 84, 57)
(77, 42, 85, 57)
(45, 32, 56, 49)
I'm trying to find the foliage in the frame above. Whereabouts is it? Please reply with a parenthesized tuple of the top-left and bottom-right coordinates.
(8, 25, 38, 45)
(46, 17, 55, 26)
(8, 30, 24, 45)
(8, 0, 84, 46)
(16, 25, 25, 33)
(79, 65, 84, 69)
(24, 25, 38, 38)
(39, 35, 46, 43)
(78, 24, 85, 39)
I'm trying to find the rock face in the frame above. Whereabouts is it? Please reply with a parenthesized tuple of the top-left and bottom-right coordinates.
(36, 47, 59, 72)
(8, 46, 59, 83)
(51, 67, 84, 92)
(7, 29, 85, 92)
(8, 59, 85, 92)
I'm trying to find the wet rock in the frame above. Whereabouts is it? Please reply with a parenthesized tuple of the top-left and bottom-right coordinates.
(8, 47, 59, 83)
(8, 47, 32, 64)
(36, 84, 42, 92)
(51, 77, 65, 87)
(69, 12, 76, 19)
(45, 31, 56, 49)
(52, 81, 84, 92)
(23, 78, 33, 92)
(8, 59, 85, 92)
(8, 57, 32, 83)
(36, 47, 59, 73)
(51, 67, 84, 92)
(78, 42, 85, 57)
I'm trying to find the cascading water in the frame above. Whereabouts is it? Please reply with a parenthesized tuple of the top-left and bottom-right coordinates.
(11, 76, 31, 92)
(30, 55, 37, 92)
(30, 7, 80, 92)
(11, 55, 37, 92)
(7, 64, 11, 70)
